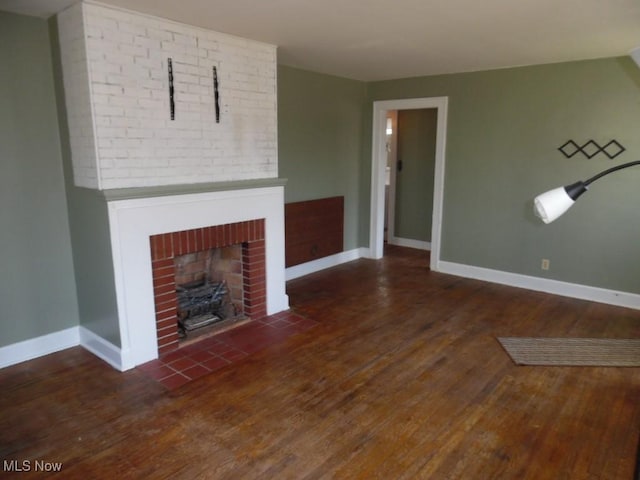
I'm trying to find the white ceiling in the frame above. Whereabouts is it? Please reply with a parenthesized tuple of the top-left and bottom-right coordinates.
(2, 0, 640, 81)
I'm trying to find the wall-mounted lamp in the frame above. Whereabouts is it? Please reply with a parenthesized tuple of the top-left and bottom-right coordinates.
(534, 48, 640, 224)
(386, 118, 393, 135)
(533, 160, 640, 224)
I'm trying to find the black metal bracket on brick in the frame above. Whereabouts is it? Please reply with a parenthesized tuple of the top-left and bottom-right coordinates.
(558, 140, 626, 159)
(168, 58, 175, 121)
(213, 66, 220, 123)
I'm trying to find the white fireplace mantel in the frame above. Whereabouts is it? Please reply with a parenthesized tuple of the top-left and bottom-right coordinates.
(107, 184, 289, 370)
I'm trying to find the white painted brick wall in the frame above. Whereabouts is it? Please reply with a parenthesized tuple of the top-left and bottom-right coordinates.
(58, 1, 278, 190)
(58, 3, 100, 189)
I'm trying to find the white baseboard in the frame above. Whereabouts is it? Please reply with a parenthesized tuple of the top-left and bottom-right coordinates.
(286, 248, 368, 281)
(4, 257, 636, 371)
(0, 325, 131, 372)
(286, 247, 640, 311)
(437, 261, 640, 310)
(388, 236, 431, 251)
(0, 327, 80, 369)
(79, 326, 129, 371)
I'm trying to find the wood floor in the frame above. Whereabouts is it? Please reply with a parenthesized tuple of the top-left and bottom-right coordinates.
(2, 245, 639, 479)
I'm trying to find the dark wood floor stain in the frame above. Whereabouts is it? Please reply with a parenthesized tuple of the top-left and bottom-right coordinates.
(1, 245, 639, 479)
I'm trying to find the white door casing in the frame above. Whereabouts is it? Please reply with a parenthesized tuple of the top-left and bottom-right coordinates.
(369, 97, 448, 269)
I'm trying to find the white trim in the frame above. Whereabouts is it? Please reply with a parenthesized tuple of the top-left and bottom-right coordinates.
(387, 237, 431, 251)
(286, 248, 367, 281)
(369, 97, 448, 271)
(438, 261, 640, 310)
(79, 326, 129, 371)
(0, 327, 79, 369)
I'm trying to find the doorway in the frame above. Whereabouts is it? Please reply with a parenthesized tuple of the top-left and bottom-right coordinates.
(385, 108, 437, 251)
(369, 97, 448, 270)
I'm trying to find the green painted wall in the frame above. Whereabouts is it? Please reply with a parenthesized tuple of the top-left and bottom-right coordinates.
(394, 108, 437, 242)
(0, 12, 80, 346)
(3, 15, 639, 353)
(367, 58, 640, 294)
(278, 65, 367, 251)
(49, 19, 121, 347)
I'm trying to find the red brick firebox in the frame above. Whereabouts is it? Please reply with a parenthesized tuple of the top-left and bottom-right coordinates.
(149, 219, 266, 356)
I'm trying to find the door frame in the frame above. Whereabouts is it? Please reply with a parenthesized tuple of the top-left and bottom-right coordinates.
(369, 97, 448, 270)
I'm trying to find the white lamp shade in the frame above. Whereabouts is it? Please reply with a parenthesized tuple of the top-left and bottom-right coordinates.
(630, 46, 640, 69)
(533, 187, 575, 224)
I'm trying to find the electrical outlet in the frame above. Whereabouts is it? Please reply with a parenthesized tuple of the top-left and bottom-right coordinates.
(541, 259, 550, 271)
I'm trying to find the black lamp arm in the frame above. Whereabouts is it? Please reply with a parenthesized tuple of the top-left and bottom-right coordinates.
(563, 160, 640, 202)
(584, 160, 640, 186)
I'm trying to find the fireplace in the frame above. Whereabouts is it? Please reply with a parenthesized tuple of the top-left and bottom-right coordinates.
(150, 220, 266, 355)
(105, 184, 289, 370)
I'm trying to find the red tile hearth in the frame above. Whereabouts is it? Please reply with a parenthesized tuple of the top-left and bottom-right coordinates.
(137, 310, 318, 390)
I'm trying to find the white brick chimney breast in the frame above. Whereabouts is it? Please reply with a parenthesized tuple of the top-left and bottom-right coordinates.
(58, 1, 278, 190)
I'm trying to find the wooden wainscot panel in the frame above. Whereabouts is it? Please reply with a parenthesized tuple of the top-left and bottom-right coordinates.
(285, 196, 344, 267)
